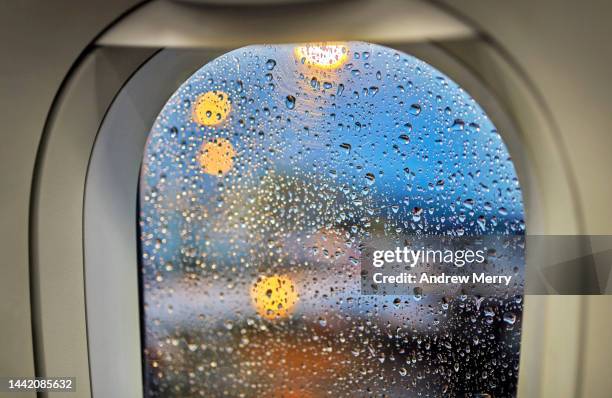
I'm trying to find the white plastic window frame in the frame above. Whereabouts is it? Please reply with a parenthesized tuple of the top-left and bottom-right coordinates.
(31, 2, 584, 398)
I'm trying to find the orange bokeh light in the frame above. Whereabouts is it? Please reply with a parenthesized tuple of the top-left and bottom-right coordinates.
(251, 275, 298, 320)
(198, 138, 236, 176)
(192, 90, 231, 126)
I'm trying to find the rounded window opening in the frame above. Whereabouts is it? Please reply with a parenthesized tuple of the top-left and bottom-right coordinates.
(139, 42, 525, 397)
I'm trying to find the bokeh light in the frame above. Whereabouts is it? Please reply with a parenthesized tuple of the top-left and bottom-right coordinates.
(251, 275, 298, 320)
(294, 42, 349, 70)
(192, 90, 231, 126)
(198, 138, 236, 176)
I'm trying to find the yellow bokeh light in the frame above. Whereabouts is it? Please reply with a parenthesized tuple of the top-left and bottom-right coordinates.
(294, 42, 349, 70)
(199, 138, 236, 176)
(251, 275, 298, 320)
(192, 90, 231, 126)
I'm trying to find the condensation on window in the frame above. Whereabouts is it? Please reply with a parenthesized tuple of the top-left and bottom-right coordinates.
(139, 42, 525, 397)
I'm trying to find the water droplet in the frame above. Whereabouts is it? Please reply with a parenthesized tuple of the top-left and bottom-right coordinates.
(398, 134, 410, 143)
(265, 59, 276, 70)
(477, 215, 486, 231)
(503, 312, 517, 325)
(451, 119, 465, 131)
(310, 77, 319, 89)
(409, 103, 421, 116)
(364, 173, 376, 185)
(412, 206, 423, 222)
(463, 198, 474, 209)
(285, 95, 296, 109)
(337, 84, 345, 96)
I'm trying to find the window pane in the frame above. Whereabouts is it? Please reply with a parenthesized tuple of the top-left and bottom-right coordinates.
(139, 42, 524, 397)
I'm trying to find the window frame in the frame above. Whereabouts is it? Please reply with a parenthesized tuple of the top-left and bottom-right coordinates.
(32, 33, 581, 398)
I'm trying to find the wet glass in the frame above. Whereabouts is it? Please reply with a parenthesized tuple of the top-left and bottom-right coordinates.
(139, 42, 524, 397)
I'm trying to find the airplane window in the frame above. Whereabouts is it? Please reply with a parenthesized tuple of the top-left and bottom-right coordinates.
(139, 42, 524, 397)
